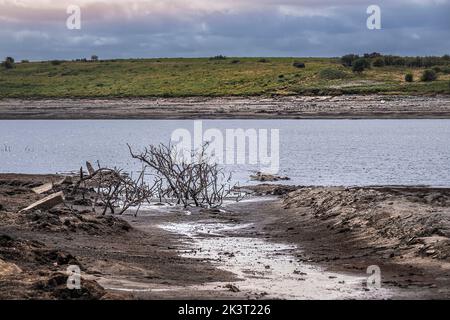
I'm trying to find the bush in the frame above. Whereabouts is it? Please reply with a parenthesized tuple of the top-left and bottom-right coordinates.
(405, 73, 414, 82)
(91, 55, 99, 61)
(257, 58, 270, 63)
(364, 52, 382, 59)
(21, 60, 29, 63)
(209, 55, 227, 60)
(352, 58, 367, 73)
(341, 54, 359, 67)
(362, 58, 371, 69)
(2, 57, 15, 69)
(440, 67, 450, 74)
(372, 58, 385, 67)
(319, 68, 348, 80)
(432, 66, 442, 73)
(230, 59, 240, 64)
(292, 61, 306, 68)
(51, 60, 62, 66)
(421, 69, 438, 82)
(1, 60, 14, 69)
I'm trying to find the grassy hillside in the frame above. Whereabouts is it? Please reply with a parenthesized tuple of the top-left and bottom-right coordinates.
(0, 57, 449, 98)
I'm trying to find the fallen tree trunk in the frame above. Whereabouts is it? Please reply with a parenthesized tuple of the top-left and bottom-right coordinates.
(20, 191, 65, 213)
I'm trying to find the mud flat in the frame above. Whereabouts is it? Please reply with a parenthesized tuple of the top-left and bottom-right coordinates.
(1, 174, 450, 299)
(1, 95, 450, 119)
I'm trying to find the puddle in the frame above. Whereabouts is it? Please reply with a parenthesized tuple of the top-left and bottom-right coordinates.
(158, 221, 396, 300)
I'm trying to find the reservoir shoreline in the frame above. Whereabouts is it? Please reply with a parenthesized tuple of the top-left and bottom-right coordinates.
(1, 95, 450, 119)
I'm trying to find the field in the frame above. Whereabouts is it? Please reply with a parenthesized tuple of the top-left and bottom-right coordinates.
(0, 57, 450, 98)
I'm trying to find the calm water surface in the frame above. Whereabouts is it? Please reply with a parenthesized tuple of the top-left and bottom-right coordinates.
(1, 120, 449, 187)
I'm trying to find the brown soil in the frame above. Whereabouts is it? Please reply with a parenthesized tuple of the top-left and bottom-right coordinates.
(275, 186, 450, 297)
(0, 174, 236, 300)
(1, 174, 450, 299)
(1, 95, 450, 119)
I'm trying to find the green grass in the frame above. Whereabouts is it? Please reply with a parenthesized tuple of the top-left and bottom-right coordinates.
(0, 57, 449, 98)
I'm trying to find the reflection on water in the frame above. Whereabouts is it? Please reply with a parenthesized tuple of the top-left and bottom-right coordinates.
(1, 119, 450, 186)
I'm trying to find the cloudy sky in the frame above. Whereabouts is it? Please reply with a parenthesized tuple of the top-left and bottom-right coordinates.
(0, 0, 449, 60)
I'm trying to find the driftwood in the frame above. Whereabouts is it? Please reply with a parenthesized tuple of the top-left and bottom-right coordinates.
(31, 176, 73, 194)
(73, 162, 157, 216)
(20, 191, 65, 213)
(31, 182, 54, 195)
(23, 143, 242, 216)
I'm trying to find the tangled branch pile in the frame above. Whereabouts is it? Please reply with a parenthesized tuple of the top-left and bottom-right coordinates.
(128, 143, 239, 208)
(70, 143, 240, 215)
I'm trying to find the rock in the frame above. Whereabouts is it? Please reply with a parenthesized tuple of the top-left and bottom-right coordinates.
(250, 172, 290, 182)
(225, 284, 240, 293)
(20, 192, 65, 213)
(33, 272, 105, 300)
(0, 259, 22, 277)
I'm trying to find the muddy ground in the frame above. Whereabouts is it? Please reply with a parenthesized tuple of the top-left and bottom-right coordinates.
(1, 174, 450, 299)
(1, 95, 450, 119)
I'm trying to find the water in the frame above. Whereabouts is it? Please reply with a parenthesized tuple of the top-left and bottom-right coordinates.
(158, 219, 394, 299)
(1, 119, 450, 186)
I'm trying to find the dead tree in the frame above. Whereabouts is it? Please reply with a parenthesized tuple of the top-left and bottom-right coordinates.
(128, 143, 241, 208)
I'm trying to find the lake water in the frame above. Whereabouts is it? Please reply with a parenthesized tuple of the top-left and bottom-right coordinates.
(1, 119, 450, 187)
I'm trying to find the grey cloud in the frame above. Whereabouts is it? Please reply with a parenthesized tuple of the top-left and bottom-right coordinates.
(0, 0, 449, 60)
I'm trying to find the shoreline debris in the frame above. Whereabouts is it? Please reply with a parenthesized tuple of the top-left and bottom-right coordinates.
(20, 191, 65, 213)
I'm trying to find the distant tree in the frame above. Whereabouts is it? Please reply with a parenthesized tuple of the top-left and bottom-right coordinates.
(352, 58, 367, 73)
(421, 69, 438, 82)
(51, 60, 62, 66)
(372, 58, 385, 67)
(209, 55, 227, 60)
(341, 54, 359, 67)
(362, 58, 371, 69)
(441, 66, 450, 75)
(364, 52, 382, 59)
(433, 66, 442, 73)
(405, 73, 414, 82)
(91, 55, 99, 61)
(2, 57, 15, 69)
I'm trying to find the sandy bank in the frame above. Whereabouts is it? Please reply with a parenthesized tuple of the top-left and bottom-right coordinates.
(1, 95, 450, 119)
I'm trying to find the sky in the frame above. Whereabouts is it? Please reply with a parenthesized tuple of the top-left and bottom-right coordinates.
(0, 0, 449, 60)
